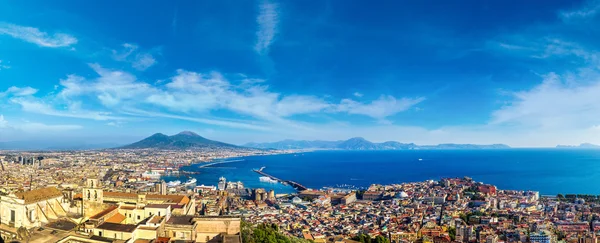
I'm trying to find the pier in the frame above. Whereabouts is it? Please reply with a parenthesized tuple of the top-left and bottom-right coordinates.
(252, 169, 308, 191)
(197, 159, 245, 169)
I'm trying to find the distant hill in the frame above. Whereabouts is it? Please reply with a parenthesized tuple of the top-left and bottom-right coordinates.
(118, 131, 240, 150)
(556, 143, 600, 149)
(244, 137, 510, 150)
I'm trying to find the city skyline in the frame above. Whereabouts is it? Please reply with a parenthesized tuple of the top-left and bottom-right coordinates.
(2, 0, 600, 147)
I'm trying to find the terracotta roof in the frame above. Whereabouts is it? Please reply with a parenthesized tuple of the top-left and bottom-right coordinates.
(103, 192, 189, 204)
(146, 204, 171, 209)
(96, 222, 137, 232)
(90, 205, 118, 220)
(14, 187, 63, 204)
(105, 213, 126, 223)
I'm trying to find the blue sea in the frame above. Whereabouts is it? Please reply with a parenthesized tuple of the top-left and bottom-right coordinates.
(162, 149, 600, 195)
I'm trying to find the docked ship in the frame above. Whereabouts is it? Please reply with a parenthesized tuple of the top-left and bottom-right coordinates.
(226, 181, 244, 189)
(167, 180, 181, 187)
(218, 177, 226, 190)
(142, 171, 161, 179)
(184, 178, 197, 186)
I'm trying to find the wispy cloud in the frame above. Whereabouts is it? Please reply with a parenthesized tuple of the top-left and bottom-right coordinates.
(337, 95, 425, 120)
(0, 115, 7, 128)
(491, 71, 600, 130)
(560, 0, 600, 21)
(0, 114, 82, 133)
(10, 97, 125, 121)
(0, 60, 10, 70)
(0, 22, 77, 48)
(0, 86, 38, 97)
(11, 64, 421, 133)
(353, 92, 363, 98)
(254, 0, 280, 55)
(18, 121, 83, 132)
(112, 43, 157, 71)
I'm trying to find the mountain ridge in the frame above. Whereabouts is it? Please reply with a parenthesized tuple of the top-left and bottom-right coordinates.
(244, 138, 510, 150)
(117, 131, 240, 150)
(556, 143, 600, 149)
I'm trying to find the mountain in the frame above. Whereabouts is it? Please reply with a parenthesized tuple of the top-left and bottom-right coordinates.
(244, 139, 340, 150)
(244, 138, 510, 150)
(118, 131, 240, 150)
(336, 137, 379, 150)
(556, 143, 600, 149)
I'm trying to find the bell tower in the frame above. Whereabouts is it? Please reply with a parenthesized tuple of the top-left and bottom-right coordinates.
(83, 179, 104, 216)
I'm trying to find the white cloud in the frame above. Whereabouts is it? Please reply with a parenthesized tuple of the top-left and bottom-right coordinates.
(0, 115, 81, 133)
(18, 122, 82, 132)
(560, 0, 600, 21)
(132, 53, 156, 71)
(0, 115, 7, 128)
(254, 0, 279, 55)
(337, 95, 425, 120)
(0, 60, 10, 70)
(491, 72, 600, 130)
(353, 92, 363, 97)
(0, 86, 38, 97)
(121, 108, 272, 131)
(0, 22, 77, 47)
(10, 65, 422, 136)
(10, 97, 124, 121)
(112, 43, 157, 71)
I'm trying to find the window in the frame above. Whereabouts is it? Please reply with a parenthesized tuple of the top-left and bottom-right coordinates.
(158, 211, 161, 216)
(137, 215, 140, 220)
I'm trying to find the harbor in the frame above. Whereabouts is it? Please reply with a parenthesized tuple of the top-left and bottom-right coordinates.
(252, 167, 308, 191)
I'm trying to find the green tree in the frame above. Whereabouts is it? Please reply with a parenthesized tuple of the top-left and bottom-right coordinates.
(448, 227, 456, 241)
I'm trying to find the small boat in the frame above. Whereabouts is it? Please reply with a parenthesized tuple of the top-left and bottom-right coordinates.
(418, 158, 423, 161)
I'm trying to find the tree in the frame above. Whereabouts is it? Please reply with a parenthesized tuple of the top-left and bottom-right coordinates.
(448, 227, 456, 241)
(242, 221, 311, 243)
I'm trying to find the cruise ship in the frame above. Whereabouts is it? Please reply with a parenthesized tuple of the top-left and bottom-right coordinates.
(167, 180, 181, 187)
(142, 171, 161, 179)
(184, 178, 197, 186)
(226, 181, 244, 189)
(218, 177, 226, 190)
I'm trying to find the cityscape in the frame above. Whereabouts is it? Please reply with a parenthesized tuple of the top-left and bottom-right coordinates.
(1, 147, 600, 243)
(4, 0, 600, 243)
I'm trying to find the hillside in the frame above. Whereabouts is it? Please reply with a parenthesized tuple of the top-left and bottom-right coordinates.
(118, 131, 240, 150)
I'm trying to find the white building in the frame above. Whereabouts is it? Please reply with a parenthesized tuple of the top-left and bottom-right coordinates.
(0, 187, 67, 229)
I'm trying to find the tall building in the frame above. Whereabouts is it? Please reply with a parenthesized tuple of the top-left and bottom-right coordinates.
(161, 180, 167, 195)
(456, 225, 473, 243)
(218, 177, 227, 191)
(83, 179, 104, 217)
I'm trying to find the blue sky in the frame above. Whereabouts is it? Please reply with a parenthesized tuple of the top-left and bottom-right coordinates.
(1, 0, 600, 147)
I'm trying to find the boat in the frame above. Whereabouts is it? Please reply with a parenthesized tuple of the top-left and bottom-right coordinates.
(167, 180, 181, 187)
(184, 178, 197, 185)
(418, 158, 423, 161)
(142, 171, 161, 179)
(259, 176, 278, 184)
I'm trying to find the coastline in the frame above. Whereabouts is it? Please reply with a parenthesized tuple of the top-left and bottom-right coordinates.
(164, 149, 600, 195)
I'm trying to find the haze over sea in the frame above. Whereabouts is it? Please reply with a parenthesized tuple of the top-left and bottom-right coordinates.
(165, 150, 600, 195)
